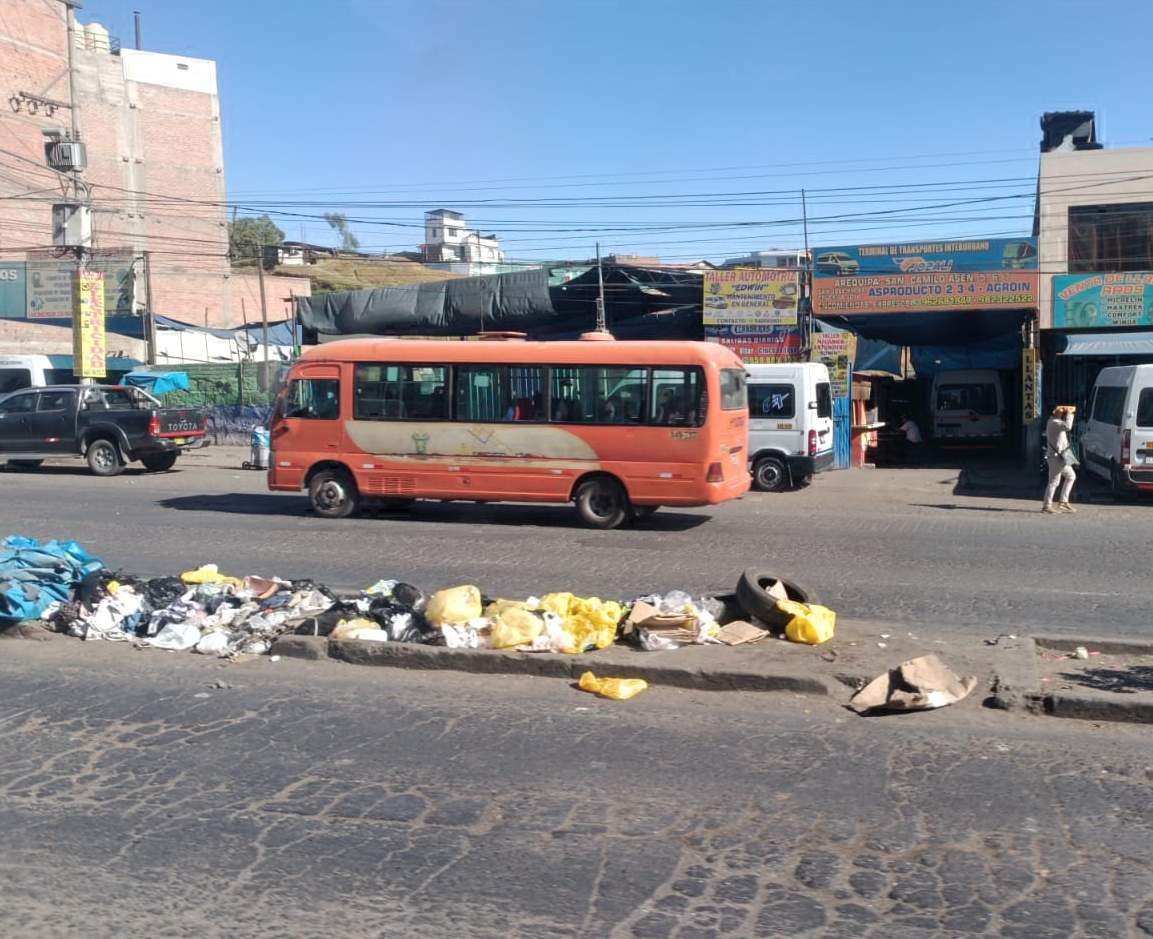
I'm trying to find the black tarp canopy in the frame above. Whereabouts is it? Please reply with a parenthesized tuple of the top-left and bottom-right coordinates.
(296, 264, 706, 341)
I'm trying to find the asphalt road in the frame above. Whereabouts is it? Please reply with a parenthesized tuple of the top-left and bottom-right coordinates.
(2, 451, 1151, 638)
(2, 638, 1152, 938)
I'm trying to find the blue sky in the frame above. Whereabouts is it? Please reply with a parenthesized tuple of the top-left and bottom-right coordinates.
(82, 0, 1153, 263)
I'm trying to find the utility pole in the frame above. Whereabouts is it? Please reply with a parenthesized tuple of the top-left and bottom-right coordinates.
(595, 241, 607, 333)
(133, 10, 142, 50)
(257, 245, 270, 372)
(143, 250, 156, 364)
(800, 188, 812, 357)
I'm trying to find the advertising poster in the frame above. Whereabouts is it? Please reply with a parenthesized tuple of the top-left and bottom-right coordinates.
(1021, 347, 1040, 422)
(810, 331, 857, 397)
(705, 325, 801, 363)
(811, 238, 1038, 315)
(26, 260, 76, 319)
(74, 272, 107, 379)
(703, 269, 800, 327)
(0, 262, 26, 319)
(1053, 272, 1153, 328)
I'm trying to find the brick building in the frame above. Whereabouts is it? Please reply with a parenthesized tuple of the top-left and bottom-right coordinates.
(0, 0, 306, 339)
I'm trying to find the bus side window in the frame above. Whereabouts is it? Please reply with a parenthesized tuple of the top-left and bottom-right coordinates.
(650, 368, 704, 427)
(286, 378, 340, 420)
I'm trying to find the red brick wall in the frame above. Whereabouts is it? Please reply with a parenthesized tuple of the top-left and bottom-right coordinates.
(0, 1, 305, 330)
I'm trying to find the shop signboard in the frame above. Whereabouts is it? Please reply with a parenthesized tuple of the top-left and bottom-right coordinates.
(1052, 272, 1153, 328)
(1021, 347, 1040, 422)
(703, 268, 800, 327)
(26, 249, 135, 319)
(0, 262, 26, 319)
(811, 238, 1038, 315)
(705, 324, 801, 363)
(74, 272, 107, 379)
(810, 331, 857, 398)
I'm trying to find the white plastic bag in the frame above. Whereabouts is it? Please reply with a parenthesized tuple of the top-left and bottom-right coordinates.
(145, 620, 201, 651)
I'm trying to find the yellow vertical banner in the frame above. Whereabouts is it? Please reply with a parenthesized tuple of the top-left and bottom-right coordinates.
(1021, 347, 1039, 421)
(74, 271, 107, 378)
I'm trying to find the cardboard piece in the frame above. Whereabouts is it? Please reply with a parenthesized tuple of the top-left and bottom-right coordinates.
(717, 620, 770, 646)
(624, 600, 695, 636)
(850, 654, 978, 714)
(766, 579, 789, 603)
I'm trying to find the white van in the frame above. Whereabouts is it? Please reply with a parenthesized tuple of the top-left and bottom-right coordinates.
(1081, 364, 1153, 495)
(930, 369, 1006, 441)
(0, 354, 137, 394)
(746, 362, 834, 491)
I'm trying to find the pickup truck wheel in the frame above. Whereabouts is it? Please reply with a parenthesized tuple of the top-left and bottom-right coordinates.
(141, 452, 179, 472)
(6, 459, 43, 470)
(309, 468, 359, 519)
(86, 439, 124, 477)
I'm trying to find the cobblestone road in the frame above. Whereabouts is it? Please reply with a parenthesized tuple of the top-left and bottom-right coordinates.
(1, 641, 1152, 938)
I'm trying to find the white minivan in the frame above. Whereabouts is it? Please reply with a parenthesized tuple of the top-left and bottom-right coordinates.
(0, 354, 137, 394)
(746, 362, 835, 491)
(1080, 364, 1153, 495)
(930, 369, 1006, 441)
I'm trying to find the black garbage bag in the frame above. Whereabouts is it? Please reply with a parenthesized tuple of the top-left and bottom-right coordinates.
(143, 576, 186, 609)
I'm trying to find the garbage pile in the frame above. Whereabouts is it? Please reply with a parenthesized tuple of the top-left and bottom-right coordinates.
(1, 536, 839, 659)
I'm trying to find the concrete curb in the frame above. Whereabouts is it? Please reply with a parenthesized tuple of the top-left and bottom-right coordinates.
(271, 635, 837, 696)
(988, 638, 1043, 713)
(993, 635, 1153, 725)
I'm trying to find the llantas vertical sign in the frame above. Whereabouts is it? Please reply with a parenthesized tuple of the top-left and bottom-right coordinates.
(74, 271, 107, 378)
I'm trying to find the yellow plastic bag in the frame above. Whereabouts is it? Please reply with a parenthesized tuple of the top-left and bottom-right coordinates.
(331, 618, 382, 640)
(426, 585, 483, 627)
(779, 599, 836, 645)
(489, 607, 545, 650)
(541, 593, 623, 654)
(578, 670, 648, 701)
(181, 564, 242, 587)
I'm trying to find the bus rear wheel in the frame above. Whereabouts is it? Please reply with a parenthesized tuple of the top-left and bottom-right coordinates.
(575, 477, 629, 530)
(309, 468, 359, 519)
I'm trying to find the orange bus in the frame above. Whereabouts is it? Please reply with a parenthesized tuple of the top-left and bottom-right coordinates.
(268, 335, 750, 528)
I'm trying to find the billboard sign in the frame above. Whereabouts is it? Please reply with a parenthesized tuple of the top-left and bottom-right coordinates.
(26, 250, 135, 318)
(0, 262, 26, 319)
(1053, 272, 1153, 328)
(810, 331, 856, 397)
(811, 238, 1038, 315)
(74, 272, 107, 378)
(705, 324, 801, 363)
(703, 269, 800, 327)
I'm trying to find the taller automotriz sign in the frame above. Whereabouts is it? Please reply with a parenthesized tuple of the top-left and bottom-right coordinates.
(811, 238, 1038, 315)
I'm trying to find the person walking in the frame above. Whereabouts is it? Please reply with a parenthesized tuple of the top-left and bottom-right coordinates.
(1043, 405, 1078, 514)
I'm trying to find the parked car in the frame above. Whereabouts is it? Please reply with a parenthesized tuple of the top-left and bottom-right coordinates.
(0, 384, 207, 475)
(746, 362, 835, 491)
(814, 251, 860, 276)
(1080, 364, 1153, 495)
(930, 369, 1006, 442)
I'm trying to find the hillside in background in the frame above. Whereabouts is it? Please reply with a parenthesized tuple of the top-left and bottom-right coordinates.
(267, 256, 465, 294)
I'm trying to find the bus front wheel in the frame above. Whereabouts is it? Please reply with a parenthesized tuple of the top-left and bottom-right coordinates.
(309, 468, 359, 519)
(575, 477, 629, 530)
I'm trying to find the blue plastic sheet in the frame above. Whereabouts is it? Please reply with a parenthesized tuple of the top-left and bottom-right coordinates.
(122, 370, 191, 395)
(0, 535, 104, 624)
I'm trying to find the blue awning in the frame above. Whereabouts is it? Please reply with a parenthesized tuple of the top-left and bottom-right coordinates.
(1057, 332, 1153, 356)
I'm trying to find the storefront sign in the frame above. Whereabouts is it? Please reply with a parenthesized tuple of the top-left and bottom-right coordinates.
(74, 272, 107, 378)
(1053, 272, 1153, 328)
(0, 262, 26, 319)
(812, 238, 1038, 315)
(1022, 347, 1040, 421)
(705, 324, 801, 363)
(810, 332, 857, 397)
(26, 261, 76, 319)
(703, 269, 800, 327)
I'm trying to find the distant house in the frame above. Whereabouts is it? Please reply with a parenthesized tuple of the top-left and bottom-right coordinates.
(262, 242, 337, 268)
(606, 254, 717, 271)
(721, 249, 807, 270)
(421, 209, 509, 276)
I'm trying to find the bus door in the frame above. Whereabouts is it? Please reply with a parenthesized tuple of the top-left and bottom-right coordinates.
(271, 363, 343, 486)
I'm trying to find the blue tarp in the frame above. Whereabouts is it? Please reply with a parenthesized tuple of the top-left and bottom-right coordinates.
(0, 535, 103, 624)
(122, 370, 191, 395)
(910, 332, 1022, 377)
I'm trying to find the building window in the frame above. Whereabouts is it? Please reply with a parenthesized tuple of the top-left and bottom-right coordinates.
(448, 228, 460, 238)
(1069, 202, 1153, 272)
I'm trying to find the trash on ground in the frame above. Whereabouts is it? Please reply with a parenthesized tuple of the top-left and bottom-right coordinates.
(849, 654, 978, 714)
(1072, 646, 1090, 660)
(426, 584, 483, 627)
(578, 670, 649, 700)
(0, 536, 104, 625)
(716, 620, 770, 646)
(780, 600, 837, 645)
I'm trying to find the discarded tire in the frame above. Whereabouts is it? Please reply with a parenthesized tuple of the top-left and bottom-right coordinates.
(735, 569, 820, 628)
